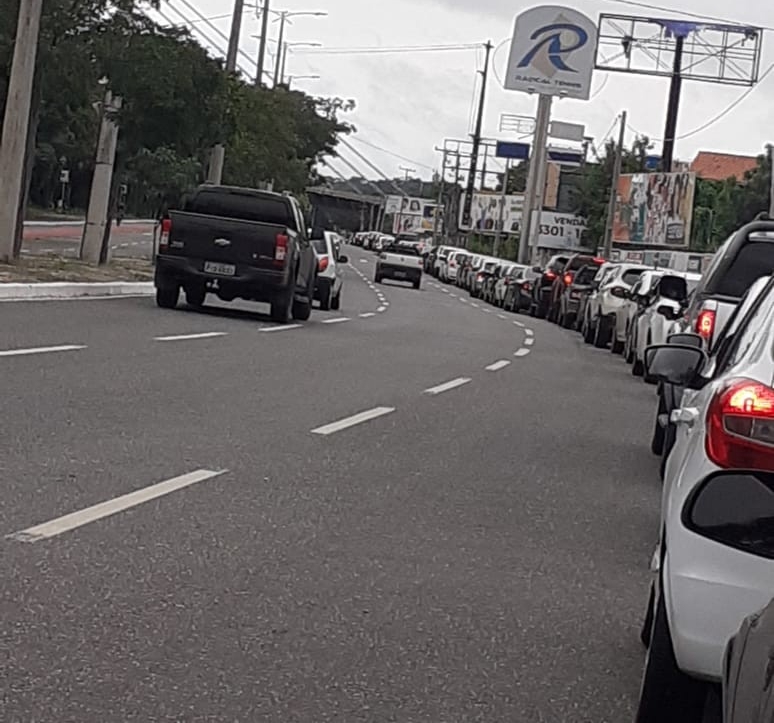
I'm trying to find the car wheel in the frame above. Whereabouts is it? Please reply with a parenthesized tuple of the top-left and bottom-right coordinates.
(292, 296, 312, 321)
(640, 584, 655, 648)
(375, 275, 382, 284)
(644, 335, 658, 384)
(651, 394, 666, 456)
(625, 329, 635, 364)
(583, 316, 594, 344)
(635, 592, 708, 723)
(184, 286, 206, 308)
(562, 312, 574, 329)
(331, 289, 341, 310)
(319, 285, 332, 311)
(156, 284, 179, 309)
(611, 333, 624, 355)
(660, 423, 676, 481)
(593, 316, 607, 348)
(413, 279, 421, 290)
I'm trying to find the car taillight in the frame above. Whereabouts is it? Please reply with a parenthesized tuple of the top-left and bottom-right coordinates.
(450, 260, 456, 267)
(610, 286, 626, 298)
(477, 272, 484, 280)
(563, 273, 573, 286)
(545, 270, 556, 280)
(317, 255, 329, 272)
(417, 258, 423, 266)
(696, 308, 716, 341)
(707, 378, 774, 471)
(524, 282, 532, 292)
(274, 233, 288, 266)
(159, 218, 171, 251)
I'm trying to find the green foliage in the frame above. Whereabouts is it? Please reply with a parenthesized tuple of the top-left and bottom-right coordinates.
(0, 0, 351, 218)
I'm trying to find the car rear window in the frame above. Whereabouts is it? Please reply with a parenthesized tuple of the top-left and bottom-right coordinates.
(312, 238, 328, 254)
(567, 256, 594, 271)
(484, 262, 496, 272)
(659, 276, 687, 301)
(387, 244, 420, 256)
(575, 267, 597, 285)
(184, 190, 294, 227)
(622, 269, 646, 286)
(709, 241, 774, 298)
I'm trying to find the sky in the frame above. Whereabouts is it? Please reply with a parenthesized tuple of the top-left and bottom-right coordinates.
(157, 0, 774, 183)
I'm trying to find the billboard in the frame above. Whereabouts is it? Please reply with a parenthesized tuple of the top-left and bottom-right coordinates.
(458, 192, 525, 235)
(531, 211, 588, 249)
(384, 196, 441, 235)
(504, 6, 598, 100)
(613, 172, 696, 247)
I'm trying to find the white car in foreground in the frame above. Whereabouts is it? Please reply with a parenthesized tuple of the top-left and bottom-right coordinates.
(636, 273, 774, 722)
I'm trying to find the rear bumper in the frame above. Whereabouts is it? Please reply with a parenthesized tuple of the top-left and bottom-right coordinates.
(155, 255, 292, 302)
(378, 264, 421, 282)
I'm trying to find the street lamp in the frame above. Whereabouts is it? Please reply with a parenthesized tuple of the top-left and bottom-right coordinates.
(285, 74, 320, 89)
(271, 10, 327, 85)
(279, 41, 321, 84)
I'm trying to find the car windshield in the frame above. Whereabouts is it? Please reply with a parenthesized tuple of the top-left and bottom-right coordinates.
(622, 269, 646, 286)
(575, 267, 598, 285)
(709, 241, 774, 298)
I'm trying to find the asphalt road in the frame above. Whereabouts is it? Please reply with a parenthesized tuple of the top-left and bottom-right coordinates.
(21, 220, 155, 259)
(0, 245, 660, 722)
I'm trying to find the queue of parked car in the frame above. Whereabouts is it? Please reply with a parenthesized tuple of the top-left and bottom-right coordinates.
(425, 221, 774, 722)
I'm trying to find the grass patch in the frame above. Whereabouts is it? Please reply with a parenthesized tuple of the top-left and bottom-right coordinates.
(0, 255, 154, 283)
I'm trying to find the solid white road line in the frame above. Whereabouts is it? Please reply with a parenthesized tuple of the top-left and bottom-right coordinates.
(514, 348, 531, 357)
(525, 328, 534, 337)
(154, 332, 226, 342)
(524, 337, 535, 346)
(311, 406, 395, 435)
(359, 312, 376, 318)
(0, 344, 86, 358)
(424, 377, 472, 395)
(8, 469, 227, 542)
(321, 317, 350, 324)
(259, 324, 302, 332)
(486, 360, 511, 372)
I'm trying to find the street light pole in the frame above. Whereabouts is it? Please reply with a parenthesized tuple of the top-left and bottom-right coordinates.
(255, 0, 271, 85)
(273, 11, 287, 86)
(0, 0, 44, 262)
(280, 41, 289, 84)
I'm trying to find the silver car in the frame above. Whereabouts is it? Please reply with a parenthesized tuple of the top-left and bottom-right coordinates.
(312, 231, 347, 311)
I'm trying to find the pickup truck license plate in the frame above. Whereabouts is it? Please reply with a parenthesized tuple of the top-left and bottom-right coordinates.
(393, 270, 407, 278)
(204, 261, 236, 276)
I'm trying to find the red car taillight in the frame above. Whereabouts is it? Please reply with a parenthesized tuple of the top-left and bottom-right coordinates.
(317, 255, 329, 272)
(159, 218, 171, 251)
(706, 378, 774, 471)
(477, 272, 484, 280)
(545, 270, 556, 281)
(563, 273, 573, 286)
(523, 282, 532, 292)
(274, 233, 288, 266)
(696, 308, 716, 342)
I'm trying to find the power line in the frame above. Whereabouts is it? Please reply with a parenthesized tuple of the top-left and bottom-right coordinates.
(338, 137, 407, 197)
(627, 61, 774, 143)
(294, 43, 481, 55)
(348, 136, 434, 170)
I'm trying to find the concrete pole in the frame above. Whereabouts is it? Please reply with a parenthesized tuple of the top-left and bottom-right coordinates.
(526, 95, 553, 265)
(273, 12, 287, 86)
(518, 93, 552, 265)
(604, 110, 627, 258)
(0, 0, 44, 262)
(81, 91, 122, 264)
(207, 0, 244, 184)
(493, 158, 510, 257)
(768, 143, 774, 218)
(433, 150, 447, 246)
(255, 0, 271, 85)
(280, 42, 289, 84)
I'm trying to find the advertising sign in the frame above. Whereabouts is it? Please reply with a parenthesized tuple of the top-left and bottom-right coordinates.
(613, 172, 696, 248)
(495, 141, 531, 160)
(531, 211, 588, 249)
(458, 192, 525, 235)
(504, 6, 598, 100)
(385, 196, 441, 235)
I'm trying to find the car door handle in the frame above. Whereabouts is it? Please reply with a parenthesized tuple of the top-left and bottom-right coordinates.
(670, 407, 699, 427)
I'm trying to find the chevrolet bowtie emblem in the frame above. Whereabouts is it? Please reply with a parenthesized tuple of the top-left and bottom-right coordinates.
(214, 238, 231, 246)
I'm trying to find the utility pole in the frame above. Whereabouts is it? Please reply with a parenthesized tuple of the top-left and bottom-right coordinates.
(433, 148, 447, 246)
(0, 0, 44, 262)
(395, 166, 415, 235)
(461, 40, 493, 231)
(279, 42, 289, 84)
(493, 158, 510, 257)
(661, 35, 684, 173)
(255, 0, 271, 85)
(518, 93, 552, 265)
(768, 144, 774, 218)
(273, 12, 287, 86)
(604, 110, 627, 259)
(81, 88, 123, 264)
(207, 0, 244, 184)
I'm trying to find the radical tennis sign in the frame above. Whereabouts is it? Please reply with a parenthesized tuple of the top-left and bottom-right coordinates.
(505, 6, 597, 100)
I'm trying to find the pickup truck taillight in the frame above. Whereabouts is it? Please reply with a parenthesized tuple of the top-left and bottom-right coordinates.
(696, 306, 716, 342)
(317, 256, 329, 272)
(274, 233, 289, 266)
(159, 218, 171, 252)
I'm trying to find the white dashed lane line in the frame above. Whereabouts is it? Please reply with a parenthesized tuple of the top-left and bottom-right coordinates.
(321, 317, 350, 325)
(498, 314, 508, 320)
(0, 344, 86, 358)
(259, 324, 303, 333)
(359, 312, 376, 318)
(8, 468, 227, 542)
(525, 328, 534, 337)
(377, 306, 387, 313)
(513, 320, 525, 328)
(154, 332, 227, 342)
(514, 348, 531, 358)
(311, 406, 395, 436)
(424, 377, 472, 395)
(524, 337, 535, 346)
(485, 360, 511, 372)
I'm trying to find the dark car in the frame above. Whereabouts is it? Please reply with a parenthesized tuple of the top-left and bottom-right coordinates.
(155, 185, 316, 323)
(470, 259, 498, 298)
(547, 254, 603, 322)
(529, 254, 570, 318)
(555, 263, 600, 329)
(505, 267, 541, 313)
(723, 596, 774, 723)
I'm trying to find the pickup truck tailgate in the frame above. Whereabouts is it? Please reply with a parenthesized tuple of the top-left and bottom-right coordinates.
(167, 210, 284, 270)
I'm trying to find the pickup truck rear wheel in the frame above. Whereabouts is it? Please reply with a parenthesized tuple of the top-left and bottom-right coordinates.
(292, 296, 312, 321)
(413, 278, 421, 290)
(185, 286, 206, 308)
(270, 286, 293, 323)
(156, 284, 179, 309)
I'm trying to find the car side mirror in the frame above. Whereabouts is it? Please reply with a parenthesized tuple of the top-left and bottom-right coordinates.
(657, 304, 676, 320)
(532, 266, 542, 273)
(338, 255, 348, 264)
(644, 344, 707, 386)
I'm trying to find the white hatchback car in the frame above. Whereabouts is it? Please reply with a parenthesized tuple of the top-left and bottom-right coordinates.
(312, 231, 347, 311)
(636, 274, 774, 722)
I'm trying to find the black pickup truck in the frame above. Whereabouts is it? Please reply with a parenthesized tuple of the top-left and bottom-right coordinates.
(155, 185, 317, 322)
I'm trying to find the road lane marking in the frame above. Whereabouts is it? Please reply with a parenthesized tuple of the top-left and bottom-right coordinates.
(459, 298, 466, 303)
(311, 406, 395, 435)
(525, 328, 534, 336)
(359, 259, 368, 263)
(498, 314, 508, 320)
(483, 308, 493, 313)
(0, 344, 85, 358)
(424, 377, 472, 395)
(450, 293, 457, 298)
(513, 321, 525, 327)
(321, 317, 350, 324)
(154, 332, 226, 342)
(471, 302, 479, 308)
(486, 360, 511, 371)
(359, 312, 376, 318)
(524, 337, 535, 346)
(442, 288, 449, 293)
(514, 348, 531, 357)
(382, 302, 390, 307)
(8, 469, 227, 542)
(377, 306, 386, 312)
(259, 324, 302, 332)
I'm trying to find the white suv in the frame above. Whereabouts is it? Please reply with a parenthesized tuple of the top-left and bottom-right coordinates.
(636, 274, 774, 722)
